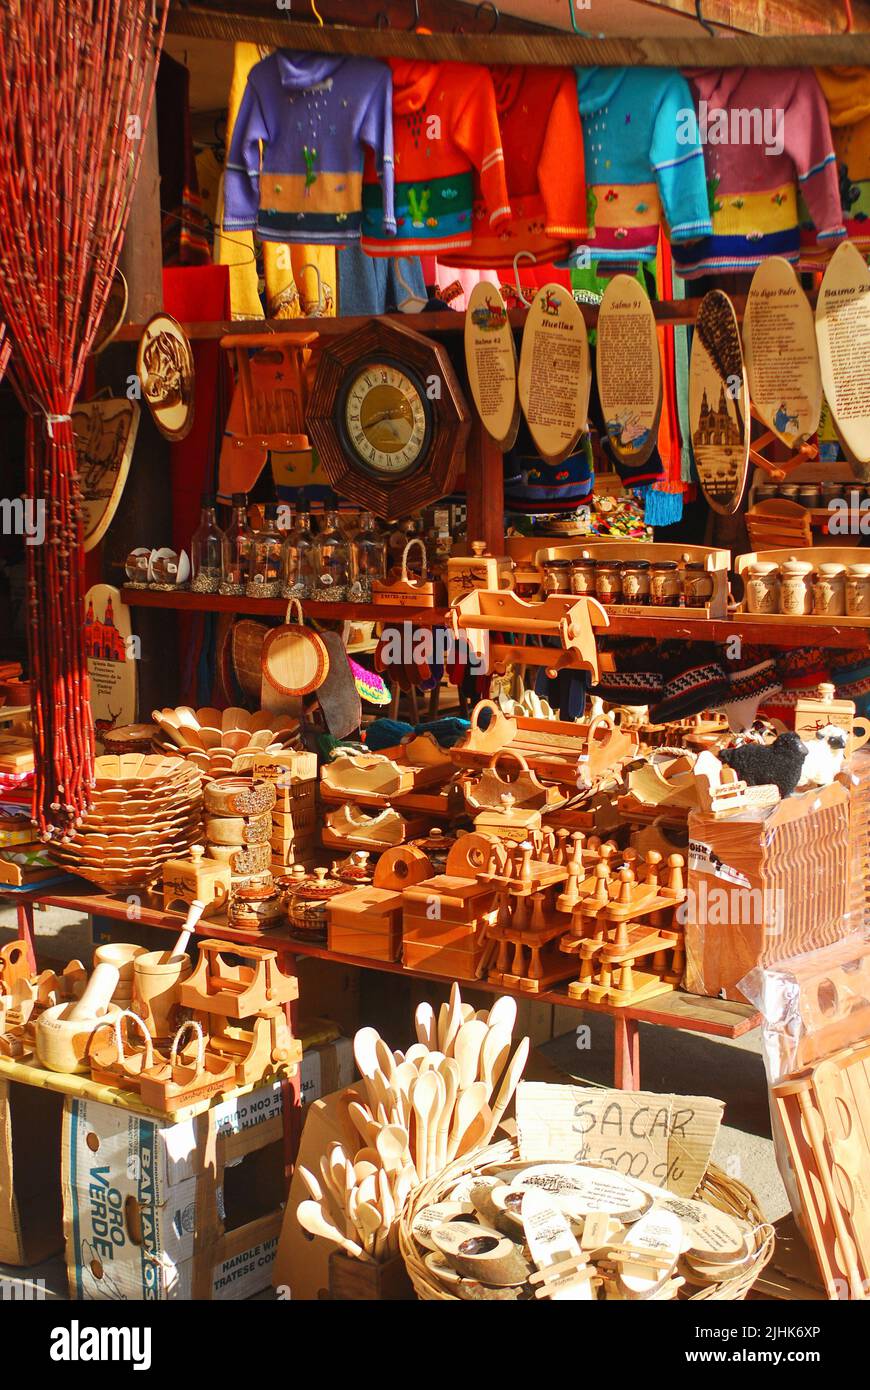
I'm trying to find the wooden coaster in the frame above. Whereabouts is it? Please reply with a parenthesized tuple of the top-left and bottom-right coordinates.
(689, 289, 749, 515)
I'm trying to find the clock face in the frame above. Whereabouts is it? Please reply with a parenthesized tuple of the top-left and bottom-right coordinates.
(342, 361, 429, 478)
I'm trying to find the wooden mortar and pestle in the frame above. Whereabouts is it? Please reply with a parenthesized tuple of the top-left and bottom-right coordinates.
(131, 899, 206, 1042)
(36, 962, 122, 1073)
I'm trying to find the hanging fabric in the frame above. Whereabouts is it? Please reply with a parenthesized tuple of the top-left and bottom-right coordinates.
(0, 0, 168, 830)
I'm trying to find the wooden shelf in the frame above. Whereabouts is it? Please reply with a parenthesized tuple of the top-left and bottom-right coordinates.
(120, 587, 448, 626)
(119, 587, 870, 648)
(11, 881, 759, 1041)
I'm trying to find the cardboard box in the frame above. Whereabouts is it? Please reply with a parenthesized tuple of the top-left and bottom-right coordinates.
(0, 1079, 64, 1266)
(299, 1035, 354, 1107)
(63, 1082, 287, 1300)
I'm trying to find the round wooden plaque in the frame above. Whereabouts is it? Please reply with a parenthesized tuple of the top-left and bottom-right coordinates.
(464, 281, 519, 449)
(84, 584, 137, 745)
(689, 290, 750, 515)
(596, 275, 662, 468)
(518, 282, 590, 465)
(72, 398, 140, 551)
(137, 312, 195, 442)
(815, 240, 870, 471)
(743, 257, 821, 448)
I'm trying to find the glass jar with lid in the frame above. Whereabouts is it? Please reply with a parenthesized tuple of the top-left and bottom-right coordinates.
(682, 562, 714, 609)
(246, 502, 284, 598)
(569, 554, 597, 597)
(650, 559, 681, 607)
(594, 560, 624, 606)
(541, 558, 572, 595)
(620, 559, 650, 605)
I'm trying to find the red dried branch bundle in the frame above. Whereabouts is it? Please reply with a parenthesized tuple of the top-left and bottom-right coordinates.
(0, 323, 10, 382)
(0, 0, 168, 832)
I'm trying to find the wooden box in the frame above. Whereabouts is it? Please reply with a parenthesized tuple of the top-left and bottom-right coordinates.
(327, 885, 404, 962)
(328, 1250, 415, 1300)
(402, 938, 488, 980)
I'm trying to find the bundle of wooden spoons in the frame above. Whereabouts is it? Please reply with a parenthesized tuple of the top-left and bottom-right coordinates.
(296, 984, 530, 1264)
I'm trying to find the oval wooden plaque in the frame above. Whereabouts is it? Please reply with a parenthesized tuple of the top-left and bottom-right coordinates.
(464, 281, 519, 449)
(743, 257, 821, 448)
(518, 282, 590, 465)
(596, 275, 662, 468)
(816, 240, 870, 473)
(689, 290, 749, 516)
(137, 312, 195, 442)
(72, 397, 140, 551)
(84, 584, 137, 746)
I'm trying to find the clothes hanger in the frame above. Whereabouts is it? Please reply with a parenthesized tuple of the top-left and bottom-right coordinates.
(511, 250, 535, 308)
(310, 0, 324, 24)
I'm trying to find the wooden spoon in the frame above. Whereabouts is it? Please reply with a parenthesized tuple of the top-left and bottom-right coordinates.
(356, 1200, 383, 1258)
(456, 1103, 492, 1157)
(442, 982, 464, 1058)
(347, 1101, 380, 1150)
(487, 995, 518, 1036)
(375, 1036, 397, 1086)
(404, 1042, 429, 1069)
(437, 1001, 449, 1051)
(436, 1057, 460, 1170)
(297, 1200, 370, 1262)
(378, 1168, 397, 1256)
(482, 1037, 530, 1144)
(480, 1024, 512, 1096)
(376, 1124, 417, 1182)
(426, 1071, 446, 1179)
(446, 1081, 488, 1161)
(453, 1019, 488, 1090)
(411, 1070, 441, 1183)
(354, 1026, 386, 1110)
(415, 1001, 437, 1050)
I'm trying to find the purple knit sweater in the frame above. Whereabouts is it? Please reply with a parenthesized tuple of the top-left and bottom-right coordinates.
(224, 51, 396, 244)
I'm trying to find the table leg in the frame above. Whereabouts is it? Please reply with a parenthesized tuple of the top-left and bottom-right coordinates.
(278, 947, 302, 1193)
(613, 1015, 640, 1091)
(16, 901, 37, 971)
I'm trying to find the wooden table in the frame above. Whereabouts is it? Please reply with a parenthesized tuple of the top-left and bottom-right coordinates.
(5, 881, 760, 1093)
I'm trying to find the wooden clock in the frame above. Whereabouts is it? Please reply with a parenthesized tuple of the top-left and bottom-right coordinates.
(306, 318, 471, 519)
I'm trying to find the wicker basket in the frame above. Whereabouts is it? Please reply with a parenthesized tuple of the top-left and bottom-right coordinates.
(398, 1139, 775, 1302)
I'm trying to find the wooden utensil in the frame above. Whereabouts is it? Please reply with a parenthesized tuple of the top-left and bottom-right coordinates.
(443, 982, 463, 1058)
(480, 1025, 512, 1094)
(411, 1070, 441, 1183)
(453, 1018, 488, 1089)
(446, 1080, 488, 1161)
(482, 1036, 530, 1143)
(487, 995, 517, 1036)
(356, 1200, 383, 1257)
(296, 1200, 370, 1262)
(415, 1001, 437, 1050)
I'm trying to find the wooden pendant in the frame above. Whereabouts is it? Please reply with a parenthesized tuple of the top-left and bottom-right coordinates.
(464, 282, 519, 449)
(596, 275, 662, 468)
(816, 240, 870, 475)
(518, 283, 590, 465)
(743, 257, 821, 448)
(689, 290, 749, 515)
(83, 584, 137, 746)
(72, 397, 139, 551)
(136, 312, 195, 442)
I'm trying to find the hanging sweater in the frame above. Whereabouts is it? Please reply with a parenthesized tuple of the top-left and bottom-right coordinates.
(223, 51, 395, 244)
(361, 60, 509, 257)
(672, 68, 845, 278)
(440, 65, 587, 269)
(800, 67, 870, 265)
(567, 67, 712, 267)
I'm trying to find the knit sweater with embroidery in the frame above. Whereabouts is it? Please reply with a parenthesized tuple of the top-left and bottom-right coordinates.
(440, 65, 587, 269)
(566, 67, 712, 267)
(223, 51, 395, 244)
(799, 67, 870, 265)
(673, 67, 845, 278)
(361, 60, 510, 257)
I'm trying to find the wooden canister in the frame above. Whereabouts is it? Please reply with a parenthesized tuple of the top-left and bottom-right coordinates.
(132, 951, 193, 1042)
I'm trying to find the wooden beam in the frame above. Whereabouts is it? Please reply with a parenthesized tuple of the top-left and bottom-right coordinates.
(168, 5, 870, 59)
(642, 0, 870, 35)
(465, 418, 506, 558)
(187, 0, 552, 35)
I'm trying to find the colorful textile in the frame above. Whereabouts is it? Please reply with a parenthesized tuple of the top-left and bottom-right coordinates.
(800, 67, 870, 264)
(225, 51, 395, 244)
(362, 60, 509, 257)
(504, 422, 594, 513)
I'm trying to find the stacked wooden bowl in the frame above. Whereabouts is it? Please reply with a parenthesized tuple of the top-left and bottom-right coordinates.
(48, 754, 203, 892)
(151, 705, 299, 781)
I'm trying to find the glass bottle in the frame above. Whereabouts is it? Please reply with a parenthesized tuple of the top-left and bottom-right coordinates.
(281, 494, 316, 599)
(312, 495, 351, 602)
(190, 494, 225, 594)
(220, 493, 257, 596)
(246, 502, 284, 598)
(348, 510, 386, 603)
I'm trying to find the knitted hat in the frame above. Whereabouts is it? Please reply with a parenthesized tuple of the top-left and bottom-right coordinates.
(758, 648, 831, 727)
(650, 659, 729, 723)
(592, 668, 664, 707)
(722, 659, 782, 733)
(832, 657, 870, 718)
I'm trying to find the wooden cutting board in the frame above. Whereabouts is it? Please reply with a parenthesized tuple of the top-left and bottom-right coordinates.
(83, 584, 137, 746)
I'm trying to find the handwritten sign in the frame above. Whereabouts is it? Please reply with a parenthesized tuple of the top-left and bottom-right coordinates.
(597, 274, 662, 467)
(816, 239, 870, 473)
(464, 281, 519, 449)
(515, 1081, 723, 1197)
(518, 282, 590, 465)
(689, 290, 749, 516)
(744, 256, 821, 448)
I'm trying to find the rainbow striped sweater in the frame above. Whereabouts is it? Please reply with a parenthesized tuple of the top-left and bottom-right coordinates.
(568, 67, 712, 267)
(673, 68, 845, 278)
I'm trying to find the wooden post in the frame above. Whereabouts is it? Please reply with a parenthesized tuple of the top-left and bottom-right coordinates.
(465, 419, 505, 556)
